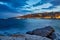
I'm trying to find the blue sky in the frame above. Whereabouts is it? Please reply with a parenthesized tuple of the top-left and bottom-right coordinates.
(0, 0, 60, 18)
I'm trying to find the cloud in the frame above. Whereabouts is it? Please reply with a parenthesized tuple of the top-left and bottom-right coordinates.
(0, 0, 27, 13)
(0, 2, 17, 13)
(0, 0, 60, 18)
(49, 6, 60, 12)
(26, 0, 41, 6)
(50, 0, 60, 6)
(33, 6, 60, 13)
(22, 3, 53, 12)
(0, 2, 7, 5)
(0, 0, 60, 13)
(21, 0, 60, 13)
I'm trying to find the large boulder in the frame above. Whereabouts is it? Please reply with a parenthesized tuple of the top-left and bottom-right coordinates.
(26, 26, 56, 40)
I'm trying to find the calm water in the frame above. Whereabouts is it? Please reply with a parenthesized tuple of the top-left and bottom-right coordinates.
(0, 19, 60, 35)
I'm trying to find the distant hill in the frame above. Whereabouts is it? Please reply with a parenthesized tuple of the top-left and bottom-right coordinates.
(8, 12, 60, 19)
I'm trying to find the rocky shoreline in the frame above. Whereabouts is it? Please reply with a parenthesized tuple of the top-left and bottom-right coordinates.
(0, 34, 51, 40)
(0, 26, 59, 40)
(26, 26, 56, 40)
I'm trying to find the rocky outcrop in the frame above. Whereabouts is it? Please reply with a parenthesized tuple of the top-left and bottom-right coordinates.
(0, 34, 51, 40)
(0, 26, 57, 40)
(26, 26, 56, 40)
(25, 34, 51, 40)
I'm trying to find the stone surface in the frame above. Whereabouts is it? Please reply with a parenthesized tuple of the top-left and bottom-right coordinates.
(26, 26, 56, 40)
(0, 34, 51, 40)
(47, 32, 56, 40)
(25, 34, 51, 40)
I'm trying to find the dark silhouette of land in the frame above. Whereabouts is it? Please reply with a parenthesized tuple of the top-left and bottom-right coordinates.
(12, 12, 60, 19)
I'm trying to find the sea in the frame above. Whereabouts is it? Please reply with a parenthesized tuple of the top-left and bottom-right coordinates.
(0, 19, 60, 39)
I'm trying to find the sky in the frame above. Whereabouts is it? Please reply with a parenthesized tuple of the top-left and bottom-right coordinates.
(0, 0, 60, 18)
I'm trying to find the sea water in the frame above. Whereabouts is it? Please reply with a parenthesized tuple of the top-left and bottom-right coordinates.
(0, 19, 60, 37)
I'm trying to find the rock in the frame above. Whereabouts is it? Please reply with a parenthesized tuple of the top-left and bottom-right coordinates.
(25, 34, 51, 40)
(26, 26, 56, 40)
(0, 34, 51, 40)
(47, 32, 56, 40)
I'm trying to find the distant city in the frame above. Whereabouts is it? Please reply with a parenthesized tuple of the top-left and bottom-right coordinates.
(12, 12, 60, 19)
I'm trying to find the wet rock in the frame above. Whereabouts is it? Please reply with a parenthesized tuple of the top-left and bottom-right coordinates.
(0, 34, 51, 40)
(26, 26, 56, 40)
(25, 34, 51, 40)
(47, 32, 56, 40)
